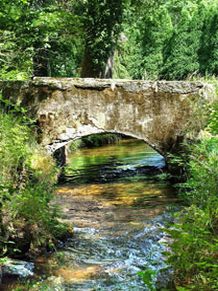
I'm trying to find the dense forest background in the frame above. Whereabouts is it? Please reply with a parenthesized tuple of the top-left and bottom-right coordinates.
(0, 0, 218, 80)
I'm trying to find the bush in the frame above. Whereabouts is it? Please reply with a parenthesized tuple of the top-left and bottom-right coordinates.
(69, 133, 122, 152)
(168, 205, 218, 290)
(0, 112, 67, 257)
(167, 136, 218, 289)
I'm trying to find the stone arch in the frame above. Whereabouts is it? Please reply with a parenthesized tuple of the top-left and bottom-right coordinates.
(0, 77, 214, 164)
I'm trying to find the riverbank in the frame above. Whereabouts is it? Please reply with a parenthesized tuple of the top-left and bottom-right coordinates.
(166, 97, 218, 290)
(0, 112, 70, 281)
(166, 135, 218, 290)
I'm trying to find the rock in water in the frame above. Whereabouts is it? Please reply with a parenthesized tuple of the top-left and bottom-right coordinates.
(2, 259, 34, 277)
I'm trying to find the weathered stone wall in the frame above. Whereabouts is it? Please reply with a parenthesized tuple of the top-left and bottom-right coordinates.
(0, 78, 215, 157)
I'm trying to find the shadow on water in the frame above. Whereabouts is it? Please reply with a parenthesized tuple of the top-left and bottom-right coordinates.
(64, 139, 166, 186)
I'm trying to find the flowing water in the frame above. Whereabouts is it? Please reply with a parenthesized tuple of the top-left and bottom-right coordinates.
(3, 139, 178, 290)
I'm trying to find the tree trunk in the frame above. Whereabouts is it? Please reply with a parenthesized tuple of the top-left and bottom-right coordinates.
(81, 48, 114, 78)
(80, 0, 123, 79)
(33, 45, 50, 77)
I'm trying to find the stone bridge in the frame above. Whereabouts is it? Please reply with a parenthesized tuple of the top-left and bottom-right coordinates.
(0, 77, 215, 160)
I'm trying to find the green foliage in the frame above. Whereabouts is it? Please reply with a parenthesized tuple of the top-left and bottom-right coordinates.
(0, 112, 67, 256)
(115, 0, 218, 80)
(181, 138, 218, 207)
(167, 102, 218, 290)
(0, 0, 84, 79)
(69, 133, 122, 152)
(1, 0, 218, 79)
(138, 269, 157, 291)
(198, 3, 218, 76)
(81, 133, 122, 148)
(81, 0, 125, 77)
(167, 204, 218, 289)
(69, 139, 83, 152)
(0, 94, 36, 125)
(0, 113, 30, 191)
(161, 3, 203, 80)
(120, 2, 173, 79)
(207, 102, 218, 134)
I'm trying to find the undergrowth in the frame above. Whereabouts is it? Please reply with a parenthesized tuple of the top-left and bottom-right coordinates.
(0, 112, 68, 258)
(166, 99, 218, 290)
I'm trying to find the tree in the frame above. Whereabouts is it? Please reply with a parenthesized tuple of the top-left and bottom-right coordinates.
(199, 2, 218, 76)
(161, 1, 204, 80)
(81, 0, 124, 78)
(113, 0, 172, 79)
(1, 0, 218, 80)
(0, 0, 84, 79)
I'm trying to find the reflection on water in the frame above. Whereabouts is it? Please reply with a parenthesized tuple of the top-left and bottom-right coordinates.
(64, 139, 165, 185)
(3, 139, 178, 290)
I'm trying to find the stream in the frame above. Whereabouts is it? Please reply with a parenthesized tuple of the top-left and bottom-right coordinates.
(3, 138, 178, 290)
